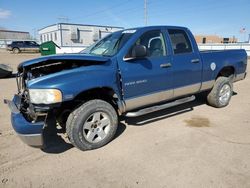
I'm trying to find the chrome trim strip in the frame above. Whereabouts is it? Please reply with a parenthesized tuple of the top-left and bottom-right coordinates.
(174, 83, 201, 97)
(234, 73, 246, 82)
(124, 81, 217, 112)
(125, 83, 201, 112)
(200, 80, 215, 91)
(125, 90, 173, 111)
(18, 133, 43, 148)
(125, 95, 195, 117)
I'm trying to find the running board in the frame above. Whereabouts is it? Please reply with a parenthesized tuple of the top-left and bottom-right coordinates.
(125, 95, 195, 117)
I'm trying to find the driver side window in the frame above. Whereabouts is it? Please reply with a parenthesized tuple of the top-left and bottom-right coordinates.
(126, 30, 167, 58)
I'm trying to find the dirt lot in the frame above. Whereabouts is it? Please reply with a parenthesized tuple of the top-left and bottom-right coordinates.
(0, 49, 250, 188)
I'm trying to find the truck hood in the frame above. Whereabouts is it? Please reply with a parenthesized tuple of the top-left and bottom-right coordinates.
(18, 53, 112, 82)
(18, 53, 110, 71)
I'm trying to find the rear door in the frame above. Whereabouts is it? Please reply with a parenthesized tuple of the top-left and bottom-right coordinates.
(24, 41, 33, 52)
(167, 29, 202, 97)
(118, 29, 173, 111)
(16, 41, 24, 51)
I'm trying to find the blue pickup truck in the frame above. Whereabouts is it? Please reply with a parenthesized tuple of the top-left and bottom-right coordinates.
(5, 26, 247, 151)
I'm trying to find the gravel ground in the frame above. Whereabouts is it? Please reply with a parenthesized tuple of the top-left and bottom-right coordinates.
(0, 49, 250, 188)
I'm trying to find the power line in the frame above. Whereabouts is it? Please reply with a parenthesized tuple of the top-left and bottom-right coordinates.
(72, 0, 133, 21)
(67, 1, 145, 27)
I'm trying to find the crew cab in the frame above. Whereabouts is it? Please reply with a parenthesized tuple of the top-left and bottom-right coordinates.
(5, 26, 247, 151)
(7, 41, 40, 53)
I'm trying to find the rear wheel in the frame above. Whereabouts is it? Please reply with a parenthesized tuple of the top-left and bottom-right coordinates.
(66, 99, 118, 151)
(12, 48, 20, 54)
(207, 76, 233, 108)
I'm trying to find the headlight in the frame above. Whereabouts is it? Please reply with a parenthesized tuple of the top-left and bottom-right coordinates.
(29, 89, 62, 104)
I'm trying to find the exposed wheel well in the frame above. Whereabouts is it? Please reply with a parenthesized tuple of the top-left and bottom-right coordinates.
(56, 87, 119, 127)
(74, 87, 118, 108)
(217, 66, 235, 78)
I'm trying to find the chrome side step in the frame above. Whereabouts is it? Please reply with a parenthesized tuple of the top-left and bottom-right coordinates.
(125, 95, 195, 117)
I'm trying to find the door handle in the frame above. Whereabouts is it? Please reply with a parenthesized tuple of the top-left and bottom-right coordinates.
(160, 63, 172, 68)
(191, 59, 200, 63)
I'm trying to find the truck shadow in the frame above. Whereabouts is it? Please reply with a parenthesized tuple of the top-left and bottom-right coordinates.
(0, 73, 17, 79)
(124, 91, 237, 126)
(42, 131, 73, 154)
(42, 122, 127, 154)
(41, 91, 235, 153)
(123, 92, 208, 126)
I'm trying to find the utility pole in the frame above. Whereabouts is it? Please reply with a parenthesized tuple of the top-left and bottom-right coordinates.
(144, 0, 148, 25)
(31, 28, 37, 40)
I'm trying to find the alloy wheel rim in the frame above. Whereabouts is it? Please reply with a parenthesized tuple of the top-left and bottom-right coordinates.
(219, 84, 231, 105)
(82, 112, 111, 143)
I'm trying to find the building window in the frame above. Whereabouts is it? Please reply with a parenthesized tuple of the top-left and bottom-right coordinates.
(40, 35, 43, 43)
(54, 32, 57, 41)
(47, 34, 49, 41)
(202, 37, 206, 44)
(223, 38, 229, 44)
(77, 29, 80, 41)
(50, 33, 53, 41)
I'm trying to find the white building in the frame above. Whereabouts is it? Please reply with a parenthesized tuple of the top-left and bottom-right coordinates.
(0, 29, 31, 48)
(38, 23, 123, 53)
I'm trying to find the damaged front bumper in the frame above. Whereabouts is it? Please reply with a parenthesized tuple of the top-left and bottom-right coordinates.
(4, 95, 44, 148)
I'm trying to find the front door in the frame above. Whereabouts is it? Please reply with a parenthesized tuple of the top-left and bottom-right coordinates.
(118, 29, 173, 111)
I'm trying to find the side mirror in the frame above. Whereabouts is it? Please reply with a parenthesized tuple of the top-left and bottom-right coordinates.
(132, 45, 147, 58)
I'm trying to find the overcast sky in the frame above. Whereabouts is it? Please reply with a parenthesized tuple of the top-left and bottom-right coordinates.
(0, 0, 249, 41)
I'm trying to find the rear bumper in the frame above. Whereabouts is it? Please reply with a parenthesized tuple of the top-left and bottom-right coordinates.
(5, 95, 44, 148)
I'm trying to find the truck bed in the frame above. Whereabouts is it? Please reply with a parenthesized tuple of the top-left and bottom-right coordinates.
(200, 49, 247, 83)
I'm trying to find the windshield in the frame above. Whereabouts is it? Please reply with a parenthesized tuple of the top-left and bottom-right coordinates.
(80, 30, 135, 56)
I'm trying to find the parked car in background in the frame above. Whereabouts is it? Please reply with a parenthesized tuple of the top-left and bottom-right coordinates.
(7, 41, 40, 53)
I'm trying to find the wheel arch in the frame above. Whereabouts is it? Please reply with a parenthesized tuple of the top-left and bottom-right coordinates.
(73, 87, 124, 114)
(216, 66, 235, 79)
(12, 47, 20, 50)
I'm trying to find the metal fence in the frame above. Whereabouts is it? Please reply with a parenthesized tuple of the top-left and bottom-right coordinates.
(198, 43, 250, 56)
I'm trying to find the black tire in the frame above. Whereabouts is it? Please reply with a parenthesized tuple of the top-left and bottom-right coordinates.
(66, 99, 118, 151)
(12, 48, 20, 54)
(207, 76, 233, 108)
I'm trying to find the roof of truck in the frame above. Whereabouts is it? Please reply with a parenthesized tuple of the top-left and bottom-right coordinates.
(124, 25, 189, 31)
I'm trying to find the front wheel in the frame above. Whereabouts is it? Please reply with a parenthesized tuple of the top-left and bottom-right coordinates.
(66, 100, 118, 151)
(207, 76, 233, 108)
(12, 48, 20, 54)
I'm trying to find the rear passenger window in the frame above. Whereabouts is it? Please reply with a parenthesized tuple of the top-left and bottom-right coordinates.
(25, 41, 31, 45)
(15, 41, 23, 45)
(168, 29, 192, 54)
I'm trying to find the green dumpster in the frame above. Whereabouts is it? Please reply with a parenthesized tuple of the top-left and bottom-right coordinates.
(40, 41, 60, 56)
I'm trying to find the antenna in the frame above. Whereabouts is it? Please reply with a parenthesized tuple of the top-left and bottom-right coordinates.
(144, 0, 148, 25)
(57, 16, 69, 23)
